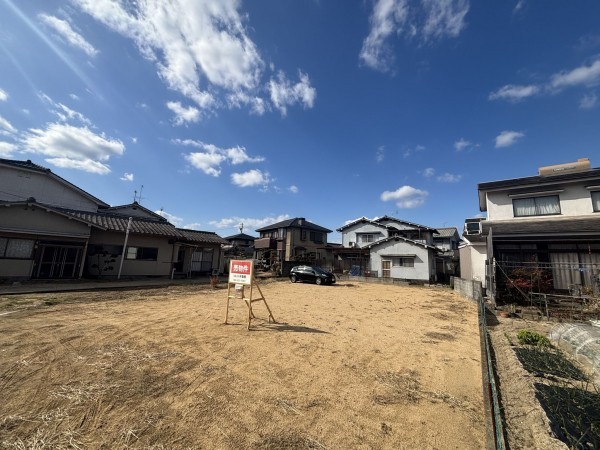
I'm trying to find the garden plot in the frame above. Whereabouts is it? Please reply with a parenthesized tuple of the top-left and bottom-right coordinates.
(0, 281, 484, 449)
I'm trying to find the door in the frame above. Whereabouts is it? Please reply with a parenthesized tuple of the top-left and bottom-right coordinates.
(382, 260, 391, 278)
(36, 245, 82, 279)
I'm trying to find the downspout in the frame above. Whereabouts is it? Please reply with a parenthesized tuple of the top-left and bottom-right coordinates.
(117, 217, 132, 280)
(79, 237, 89, 279)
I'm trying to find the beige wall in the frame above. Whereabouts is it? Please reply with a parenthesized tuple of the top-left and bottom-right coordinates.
(485, 182, 598, 221)
(0, 206, 91, 238)
(286, 228, 327, 260)
(87, 231, 174, 277)
(0, 167, 99, 211)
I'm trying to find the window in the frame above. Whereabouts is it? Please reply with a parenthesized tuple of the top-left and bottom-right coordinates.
(301, 230, 307, 240)
(392, 257, 414, 267)
(278, 228, 287, 239)
(125, 246, 158, 260)
(310, 231, 323, 243)
(0, 238, 35, 259)
(513, 195, 561, 217)
(359, 234, 375, 243)
(592, 191, 600, 212)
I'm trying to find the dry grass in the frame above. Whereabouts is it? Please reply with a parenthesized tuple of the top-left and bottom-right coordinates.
(0, 281, 484, 449)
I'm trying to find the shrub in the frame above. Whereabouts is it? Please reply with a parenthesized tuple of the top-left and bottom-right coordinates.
(517, 329, 551, 347)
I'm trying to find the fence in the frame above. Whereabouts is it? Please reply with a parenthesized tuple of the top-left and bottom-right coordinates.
(453, 277, 506, 450)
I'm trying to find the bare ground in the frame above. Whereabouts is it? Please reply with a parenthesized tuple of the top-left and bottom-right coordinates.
(0, 280, 485, 449)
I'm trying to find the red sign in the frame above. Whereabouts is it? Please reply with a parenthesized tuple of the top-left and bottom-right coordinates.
(228, 260, 254, 285)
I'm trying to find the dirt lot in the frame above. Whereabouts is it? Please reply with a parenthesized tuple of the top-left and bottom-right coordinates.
(0, 280, 485, 449)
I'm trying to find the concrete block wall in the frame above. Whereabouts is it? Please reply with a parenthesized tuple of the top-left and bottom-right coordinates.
(452, 277, 483, 303)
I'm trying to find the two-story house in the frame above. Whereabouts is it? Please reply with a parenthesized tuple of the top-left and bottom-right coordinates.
(433, 227, 461, 282)
(461, 157, 600, 296)
(254, 217, 332, 267)
(336, 216, 438, 282)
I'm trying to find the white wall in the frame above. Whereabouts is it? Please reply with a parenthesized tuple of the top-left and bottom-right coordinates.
(368, 239, 433, 281)
(485, 181, 598, 221)
(341, 222, 387, 247)
(0, 166, 100, 211)
(459, 244, 488, 288)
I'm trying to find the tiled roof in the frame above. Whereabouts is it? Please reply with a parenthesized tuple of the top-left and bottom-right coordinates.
(103, 202, 167, 221)
(374, 215, 438, 232)
(0, 158, 49, 172)
(224, 233, 256, 241)
(255, 218, 332, 233)
(364, 235, 437, 251)
(482, 215, 600, 237)
(433, 227, 459, 238)
(62, 209, 181, 236)
(176, 228, 229, 245)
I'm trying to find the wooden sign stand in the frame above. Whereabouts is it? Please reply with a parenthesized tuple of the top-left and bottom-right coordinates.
(225, 260, 275, 330)
(225, 279, 276, 330)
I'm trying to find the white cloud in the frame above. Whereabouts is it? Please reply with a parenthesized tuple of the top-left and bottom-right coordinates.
(380, 185, 429, 208)
(182, 222, 203, 230)
(225, 147, 265, 165)
(550, 58, 600, 90)
(177, 139, 264, 176)
(489, 84, 540, 102)
(491, 58, 600, 104)
(69, 93, 80, 101)
(0, 141, 16, 157)
(421, 0, 470, 41)
(0, 88, 7, 102)
(360, 0, 469, 72)
(495, 130, 525, 148)
(231, 169, 271, 188)
(155, 210, 183, 226)
(120, 172, 134, 181)
(437, 172, 462, 182)
(45, 157, 112, 174)
(39, 93, 91, 125)
(75, 0, 319, 116)
(209, 214, 291, 231)
(21, 123, 124, 174)
(268, 71, 316, 116)
(39, 13, 98, 57)
(513, 0, 526, 14)
(422, 167, 435, 178)
(580, 92, 598, 109)
(376, 146, 385, 162)
(454, 138, 471, 151)
(288, 185, 299, 194)
(0, 115, 17, 134)
(403, 144, 425, 158)
(359, 0, 409, 72)
(166, 101, 200, 125)
(184, 151, 226, 177)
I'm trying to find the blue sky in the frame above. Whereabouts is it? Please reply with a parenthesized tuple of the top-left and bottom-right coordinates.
(1, 0, 599, 242)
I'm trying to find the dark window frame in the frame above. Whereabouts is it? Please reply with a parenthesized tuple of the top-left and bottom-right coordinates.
(125, 246, 159, 261)
(0, 237, 35, 259)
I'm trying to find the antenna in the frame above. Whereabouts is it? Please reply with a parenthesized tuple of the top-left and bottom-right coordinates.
(133, 190, 137, 203)
(138, 185, 144, 203)
(239, 222, 244, 234)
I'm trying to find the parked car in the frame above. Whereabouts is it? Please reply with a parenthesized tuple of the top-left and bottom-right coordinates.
(289, 266, 336, 285)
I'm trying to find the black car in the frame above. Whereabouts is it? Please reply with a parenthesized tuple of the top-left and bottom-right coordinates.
(289, 266, 336, 285)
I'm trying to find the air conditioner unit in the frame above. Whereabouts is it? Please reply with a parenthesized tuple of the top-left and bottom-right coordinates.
(349, 241, 356, 248)
(464, 218, 484, 235)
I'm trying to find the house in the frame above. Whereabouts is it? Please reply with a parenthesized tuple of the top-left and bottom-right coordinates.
(335, 216, 439, 282)
(0, 158, 228, 280)
(460, 157, 600, 299)
(433, 227, 461, 282)
(223, 232, 256, 257)
(254, 217, 332, 268)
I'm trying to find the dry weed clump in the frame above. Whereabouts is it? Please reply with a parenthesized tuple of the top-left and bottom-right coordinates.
(373, 370, 421, 404)
(254, 432, 328, 450)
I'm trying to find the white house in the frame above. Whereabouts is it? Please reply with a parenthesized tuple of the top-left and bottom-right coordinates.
(336, 216, 438, 282)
